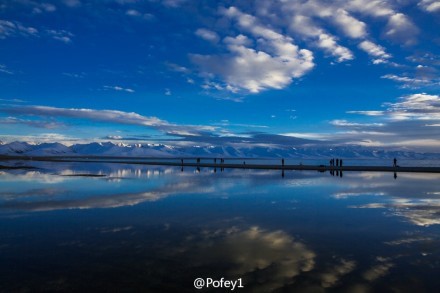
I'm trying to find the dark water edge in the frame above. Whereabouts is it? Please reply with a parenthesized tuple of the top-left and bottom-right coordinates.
(0, 161, 439, 292)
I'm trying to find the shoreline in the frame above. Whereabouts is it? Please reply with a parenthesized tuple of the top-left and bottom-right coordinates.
(1, 156, 440, 173)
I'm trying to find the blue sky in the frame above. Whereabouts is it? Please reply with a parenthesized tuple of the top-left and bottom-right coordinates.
(0, 0, 439, 150)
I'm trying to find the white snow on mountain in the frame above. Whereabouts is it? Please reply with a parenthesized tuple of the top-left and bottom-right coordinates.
(0, 141, 439, 159)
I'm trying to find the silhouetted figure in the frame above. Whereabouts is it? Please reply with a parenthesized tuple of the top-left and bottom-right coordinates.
(393, 158, 397, 167)
(282, 158, 285, 166)
(197, 158, 200, 164)
(214, 158, 217, 164)
(340, 159, 343, 167)
(336, 159, 339, 167)
(394, 172, 397, 180)
(243, 161, 246, 166)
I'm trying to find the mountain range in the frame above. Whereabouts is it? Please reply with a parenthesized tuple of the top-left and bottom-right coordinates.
(0, 141, 439, 159)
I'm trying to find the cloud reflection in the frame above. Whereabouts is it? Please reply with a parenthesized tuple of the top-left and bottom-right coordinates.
(320, 259, 356, 288)
(179, 226, 315, 292)
(331, 172, 440, 226)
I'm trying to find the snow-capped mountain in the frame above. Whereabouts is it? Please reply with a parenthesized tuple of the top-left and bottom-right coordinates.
(0, 141, 439, 159)
(0, 141, 34, 155)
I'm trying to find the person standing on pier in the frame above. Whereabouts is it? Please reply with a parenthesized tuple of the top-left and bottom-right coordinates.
(393, 158, 397, 167)
(282, 158, 285, 167)
(336, 159, 339, 167)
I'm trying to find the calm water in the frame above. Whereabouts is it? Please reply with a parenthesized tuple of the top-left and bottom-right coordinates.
(0, 161, 439, 292)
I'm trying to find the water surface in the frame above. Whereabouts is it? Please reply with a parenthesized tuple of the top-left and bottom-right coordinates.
(0, 161, 439, 292)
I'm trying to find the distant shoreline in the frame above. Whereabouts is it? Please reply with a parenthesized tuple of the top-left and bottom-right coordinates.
(1, 156, 440, 173)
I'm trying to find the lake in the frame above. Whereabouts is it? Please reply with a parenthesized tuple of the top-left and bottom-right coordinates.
(0, 160, 439, 292)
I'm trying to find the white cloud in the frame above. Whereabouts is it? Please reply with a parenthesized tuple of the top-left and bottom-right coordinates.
(289, 15, 320, 37)
(63, 72, 86, 78)
(195, 28, 219, 43)
(46, 29, 74, 43)
(0, 116, 64, 129)
(346, 110, 385, 116)
(0, 19, 38, 39)
(104, 85, 135, 93)
(317, 33, 353, 62)
(0, 64, 13, 75)
(330, 120, 384, 127)
(331, 9, 367, 39)
(381, 74, 439, 88)
(1, 105, 216, 137)
(328, 93, 440, 149)
(166, 62, 190, 73)
(0, 21, 75, 44)
(345, 0, 394, 17)
(384, 13, 419, 46)
(6, 105, 164, 127)
(383, 93, 440, 120)
(63, 0, 81, 7)
(192, 7, 314, 93)
(126, 9, 141, 17)
(418, 0, 440, 12)
(126, 9, 154, 20)
(289, 15, 353, 62)
(106, 135, 123, 140)
(32, 3, 56, 14)
(358, 40, 391, 63)
(162, 0, 187, 8)
(185, 1, 429, 93)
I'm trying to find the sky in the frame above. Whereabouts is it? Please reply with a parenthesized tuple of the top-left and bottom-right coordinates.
(0, 0, 439, 151)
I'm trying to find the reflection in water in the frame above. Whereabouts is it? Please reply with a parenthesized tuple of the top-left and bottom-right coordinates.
(178, 226, 315, 292)
(332, 172, 440, 227)
(329, 170, 343, 177)
(0, 161, 440, 291)
(320, 259, 356, 288)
